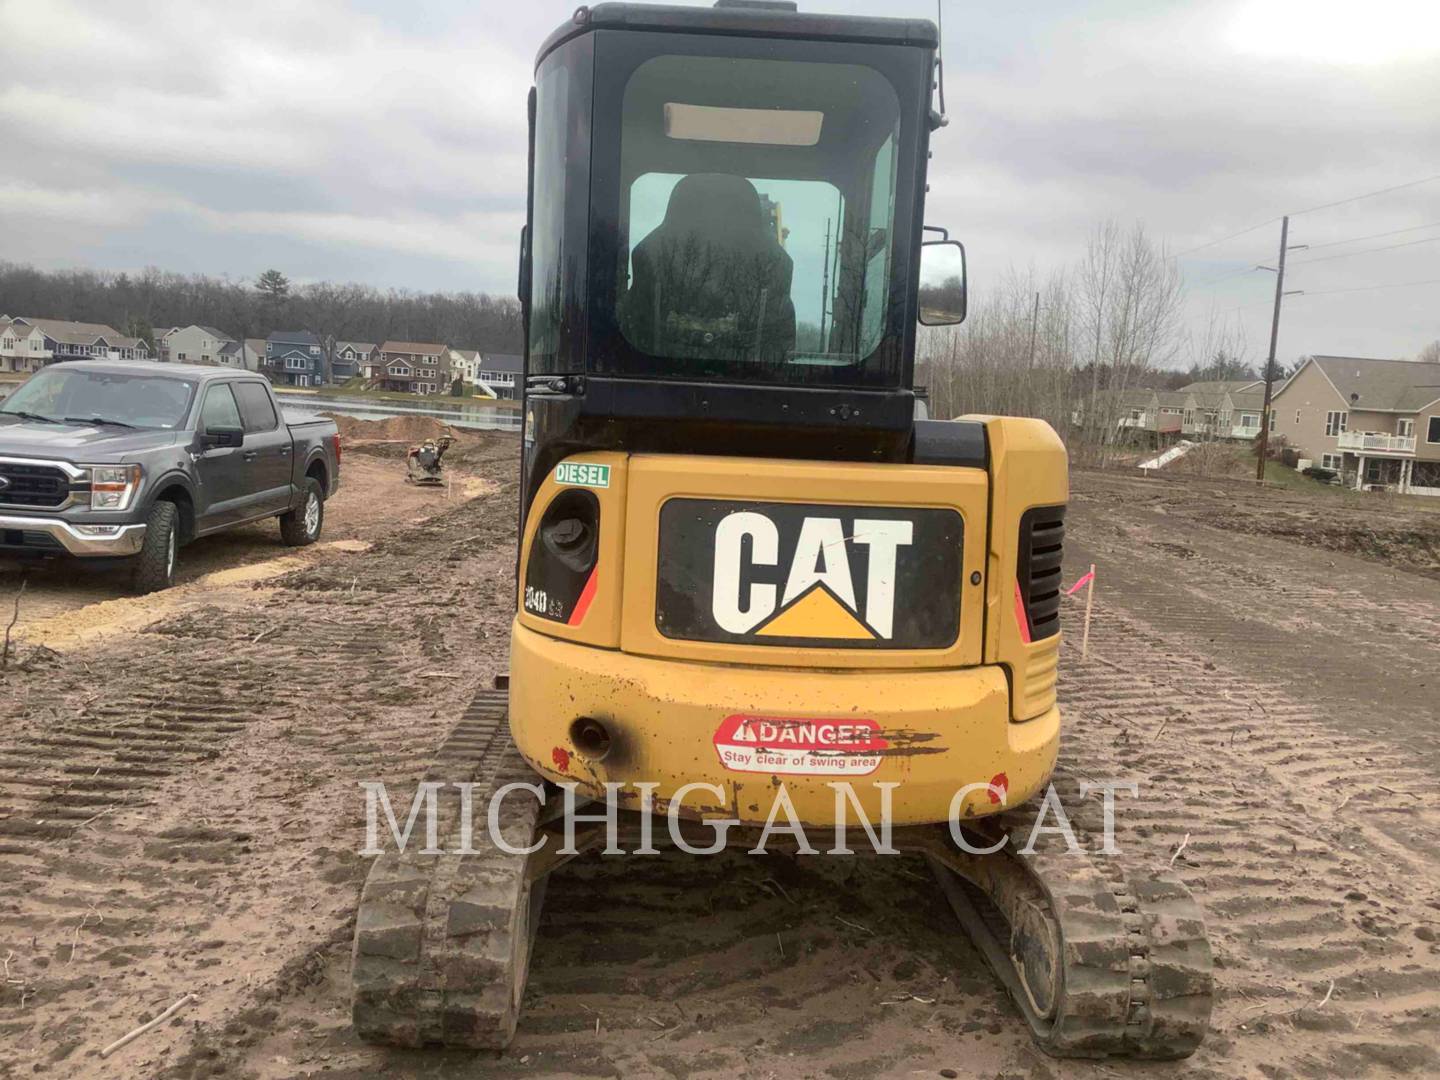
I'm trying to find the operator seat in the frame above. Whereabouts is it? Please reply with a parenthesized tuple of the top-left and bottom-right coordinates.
(627, 173, 796, 364)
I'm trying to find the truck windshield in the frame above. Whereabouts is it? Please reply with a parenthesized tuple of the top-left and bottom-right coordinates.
(605, 50, 905, 385)
(0, 368, 197, 430)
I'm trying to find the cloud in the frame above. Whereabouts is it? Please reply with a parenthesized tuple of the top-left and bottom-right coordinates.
(0, 0, 1436, 360)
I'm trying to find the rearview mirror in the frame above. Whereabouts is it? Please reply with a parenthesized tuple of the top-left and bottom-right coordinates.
(201, 428, 244, 449)
(918, 239, 967, 326)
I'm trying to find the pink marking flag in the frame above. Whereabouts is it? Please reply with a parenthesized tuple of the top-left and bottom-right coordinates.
(1066, 570, 1095, 597)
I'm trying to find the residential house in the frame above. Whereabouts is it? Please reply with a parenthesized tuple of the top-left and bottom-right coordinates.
(1154, 390, 1188, 436)
(215, 339, 260, 371)
(243, 339, 267, 372)
(1177, 380, 1264, 439)
(333, 341, 377, 383)
(449, 348, 483, 386)
(1085, 386, 1185, 444)
(360, 349, 383, 381)
(1223, 385, 1268, 440)
(152, 327, 177, 363)
(377, 341, 450, 394)
(0, 316, 150, 372)
(1271, 355, 1440, 495)
(0, 317, 27, 373)
(1114, 387, 1160, 434)
(266, 330, 325, 387)
(166, 325, 235, 367)
(476, 353, 523, 400)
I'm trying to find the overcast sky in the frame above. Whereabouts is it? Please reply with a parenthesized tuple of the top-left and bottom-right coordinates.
(1, 0, 1436, 367)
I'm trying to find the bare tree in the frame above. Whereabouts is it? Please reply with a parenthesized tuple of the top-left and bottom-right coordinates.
(1072, 221, 1185, 465)
(916, 219, 1188, 469)
(918, 265, 1076, 437)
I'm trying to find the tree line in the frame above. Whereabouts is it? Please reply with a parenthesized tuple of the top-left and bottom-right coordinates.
(919, 219, 1286, 467)
(0, 263, 524, 355)
(919, 219, 1440, 468)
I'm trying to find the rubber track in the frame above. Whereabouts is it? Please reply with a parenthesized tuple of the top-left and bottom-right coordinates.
(936, 805, 1213, 1059)
(351, 689, 544, 1048)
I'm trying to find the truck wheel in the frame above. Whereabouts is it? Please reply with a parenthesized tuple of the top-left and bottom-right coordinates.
(131, 500, 179, 594)
(280, 478, 324, 547)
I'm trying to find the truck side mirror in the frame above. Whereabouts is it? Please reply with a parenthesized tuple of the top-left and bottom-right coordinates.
(201, 428, 244, 449)
(918, 239, 967, 326)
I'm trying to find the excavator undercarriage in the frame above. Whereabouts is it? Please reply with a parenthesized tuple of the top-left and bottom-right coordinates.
(353, 693, 1212, 1059)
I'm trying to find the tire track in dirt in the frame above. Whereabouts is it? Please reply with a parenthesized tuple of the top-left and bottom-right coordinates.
(0, 462, 520, 1077)
(6, 457, 1438, 1078)
(1053, 600, 1440, 1077)
(192, 602, 1440, 1078)
(1066, 492, 1440, 776)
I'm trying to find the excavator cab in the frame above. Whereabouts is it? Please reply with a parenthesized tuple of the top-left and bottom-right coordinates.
(520, 0, 967, 496)
(351, 1, 1214, 1061)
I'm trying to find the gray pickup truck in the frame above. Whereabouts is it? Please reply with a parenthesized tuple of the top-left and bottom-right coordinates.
(0, 360, 340, 592)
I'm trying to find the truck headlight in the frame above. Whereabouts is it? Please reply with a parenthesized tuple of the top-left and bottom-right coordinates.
(87, 464, 142, 511)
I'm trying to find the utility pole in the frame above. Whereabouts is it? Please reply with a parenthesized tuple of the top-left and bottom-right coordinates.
(820, 217, 832, 347)
(1254, 216, 1306, 482)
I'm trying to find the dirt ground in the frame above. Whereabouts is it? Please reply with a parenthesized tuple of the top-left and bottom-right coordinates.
(1, 450, 1437, 1079)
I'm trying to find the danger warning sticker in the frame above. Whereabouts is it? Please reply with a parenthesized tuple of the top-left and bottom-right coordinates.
(713, 715, 888, 777)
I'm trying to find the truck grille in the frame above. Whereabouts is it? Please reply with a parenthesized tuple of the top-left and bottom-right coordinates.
(0, 463, 72, 508)
(1017, 505, 1065, 641)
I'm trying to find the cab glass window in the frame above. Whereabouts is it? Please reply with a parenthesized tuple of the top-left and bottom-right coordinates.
(233, 381, 278, 433)
(527, 36, 593, 376)
(528, 62, 569, 372)
(612, 53, 902, 383)
(200, 384, 243, 431)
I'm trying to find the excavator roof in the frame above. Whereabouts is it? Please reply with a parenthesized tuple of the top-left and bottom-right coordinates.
(537, 2, 939, 69)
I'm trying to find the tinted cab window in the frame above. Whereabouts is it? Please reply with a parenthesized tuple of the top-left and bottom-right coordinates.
(233, 382, 279, 433)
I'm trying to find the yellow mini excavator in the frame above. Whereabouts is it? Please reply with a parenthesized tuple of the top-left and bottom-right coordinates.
(352, 0, 1214, 1058)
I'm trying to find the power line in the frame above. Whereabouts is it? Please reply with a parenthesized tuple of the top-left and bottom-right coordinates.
(1299, 276, 1440, 297)
(1290, 171, 1440, 217)
(1301, 219, 1440, 251)
(1290, 234, 1440, 266)
(1172, 173, 1440, 262)
(1219, 274, 1440, 312)
(1172, 217, 1281, 260)
(1186, 265, 1264, 291)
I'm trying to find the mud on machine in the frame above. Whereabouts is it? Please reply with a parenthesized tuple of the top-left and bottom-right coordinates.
(351, 0, 1214, 1057)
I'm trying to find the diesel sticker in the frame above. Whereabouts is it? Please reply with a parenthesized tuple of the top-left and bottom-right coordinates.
(657, 499, 962, 648)
(555, 461, 610, 488)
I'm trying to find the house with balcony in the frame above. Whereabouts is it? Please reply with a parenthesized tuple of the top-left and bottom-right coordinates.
(0, 316, 150, 371)
(476, 353, 523, 400)
(1114, 387, 1157, 433)
(334, 341, 377, 382)
(1096, 387, 1190, 446)
(266, 330, 325, 387)
(1177, 380, 1264, 439)
(1221, 385, 1267, 440)
(377, 341, 450, 394)
(1271, 355, 1440, 495)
